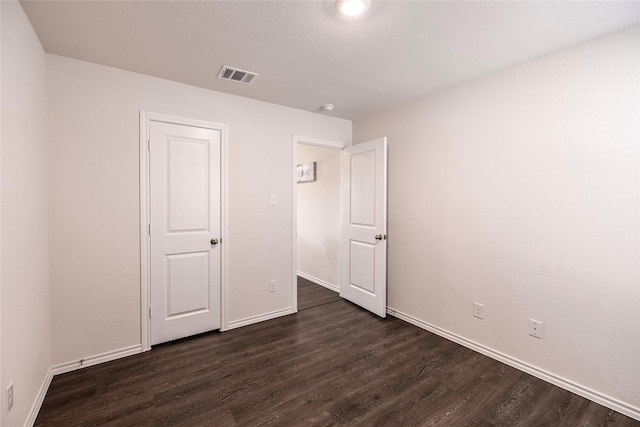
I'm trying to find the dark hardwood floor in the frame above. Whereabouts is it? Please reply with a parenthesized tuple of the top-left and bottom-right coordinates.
(297, 276, 342, 311)
(35, 277, 639, 426)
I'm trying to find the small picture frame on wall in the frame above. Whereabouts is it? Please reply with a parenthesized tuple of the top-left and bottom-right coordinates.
(297, 162, 316, 183)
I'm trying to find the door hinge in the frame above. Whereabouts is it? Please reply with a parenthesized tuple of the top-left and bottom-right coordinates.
(149, 224, 151, 235)
(147, 139, 150, 151)
(148, 306, 152, 318)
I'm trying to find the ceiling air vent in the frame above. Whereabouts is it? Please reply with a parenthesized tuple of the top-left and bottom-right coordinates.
(217, 66, 259, 85)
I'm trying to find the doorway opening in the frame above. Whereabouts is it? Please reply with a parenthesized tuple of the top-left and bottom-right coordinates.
(292, 136, 345, 312)
(293, 135, 389, 317)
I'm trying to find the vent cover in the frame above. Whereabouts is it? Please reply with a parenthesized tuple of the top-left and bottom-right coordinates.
(217, 66, 259, 85)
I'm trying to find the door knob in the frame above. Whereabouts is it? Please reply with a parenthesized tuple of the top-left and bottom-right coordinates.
(375, 234, 383, 240)
(211, 238, 219, 245)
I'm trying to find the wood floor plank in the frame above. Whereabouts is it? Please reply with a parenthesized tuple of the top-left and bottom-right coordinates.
(35, 280, 639, 426)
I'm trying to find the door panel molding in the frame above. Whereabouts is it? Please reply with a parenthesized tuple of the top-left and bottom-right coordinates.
(140, 111, 228, 351)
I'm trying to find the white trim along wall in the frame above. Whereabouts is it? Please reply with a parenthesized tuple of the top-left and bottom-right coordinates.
(390, 307, 640, 420)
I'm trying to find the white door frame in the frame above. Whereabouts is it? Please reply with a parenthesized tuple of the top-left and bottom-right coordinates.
(291, 135, 346, 311)
(140, 111, 229, 351)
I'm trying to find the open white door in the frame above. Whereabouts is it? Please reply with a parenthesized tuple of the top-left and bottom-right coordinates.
(340, 137, 387, 317)
(149, 120, 221, 345)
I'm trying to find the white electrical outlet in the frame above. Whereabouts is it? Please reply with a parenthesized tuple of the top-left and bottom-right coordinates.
(529, 319, 543, 338)
(7, 382, 14, 413)
(473, 302, 484, 319)
(269, 280, 276, 293)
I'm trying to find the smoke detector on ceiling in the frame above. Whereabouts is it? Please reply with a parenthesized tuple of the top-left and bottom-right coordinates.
(217, 65, 259, 85)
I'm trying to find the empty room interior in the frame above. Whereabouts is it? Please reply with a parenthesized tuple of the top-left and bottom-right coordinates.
(2, 0, 640, 425)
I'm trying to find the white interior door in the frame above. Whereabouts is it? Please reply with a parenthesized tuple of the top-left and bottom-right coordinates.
(340, 137, 387, 317)
(150, 121, 221, 345)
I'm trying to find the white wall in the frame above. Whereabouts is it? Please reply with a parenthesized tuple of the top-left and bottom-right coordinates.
(47, 54, 351, 365)
(354, 25, 639, 414)
(1, 2, 51, 426)
(297, 144, 341, 288)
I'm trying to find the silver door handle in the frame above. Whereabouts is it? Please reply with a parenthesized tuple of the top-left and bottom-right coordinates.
(375, 234, 383, 240)
(211, 238, 219, 245)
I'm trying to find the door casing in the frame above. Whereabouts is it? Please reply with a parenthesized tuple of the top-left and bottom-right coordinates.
(140, 111, 228, 351)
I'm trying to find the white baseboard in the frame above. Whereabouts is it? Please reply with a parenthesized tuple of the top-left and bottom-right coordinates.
(25, 345, 143, 426)
(51, 345, 143, 376)
(387, 307, 640, 422)
(224, 307, 295, 331)
(297, 271, 339, 293)
(26, 309, 638, 423)
(24, 369, 54, 427)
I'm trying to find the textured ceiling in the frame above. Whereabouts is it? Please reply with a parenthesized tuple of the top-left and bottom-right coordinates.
(20, 1, 640, 120)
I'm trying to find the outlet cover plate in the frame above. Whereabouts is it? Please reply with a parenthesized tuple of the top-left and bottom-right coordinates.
(529, 319, 543, 338)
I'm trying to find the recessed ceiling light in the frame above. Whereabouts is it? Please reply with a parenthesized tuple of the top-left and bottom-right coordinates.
(336, 0, 370, 16)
